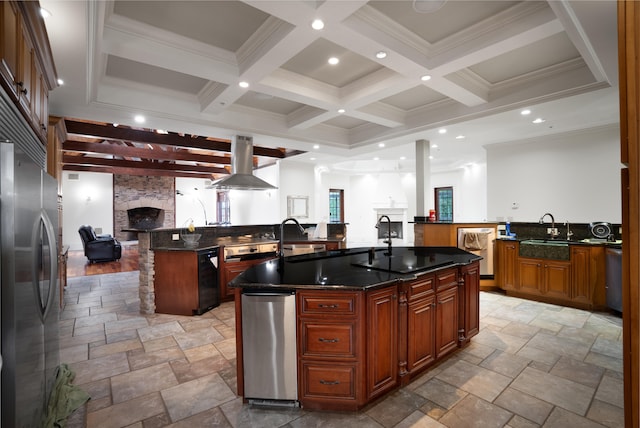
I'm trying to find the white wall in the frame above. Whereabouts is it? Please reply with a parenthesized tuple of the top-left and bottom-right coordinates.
(279, 161, 316, 221)
(229, 163, 281, 225)
(486, 125, 621, 223)
(432, 163, 488, 222)
(62, 171, 114, 250)
(175, 177, 217, 227)
(345, 172, 416, 247)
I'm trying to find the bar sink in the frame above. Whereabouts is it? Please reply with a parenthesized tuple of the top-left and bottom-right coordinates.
(519, 240, 570, 260)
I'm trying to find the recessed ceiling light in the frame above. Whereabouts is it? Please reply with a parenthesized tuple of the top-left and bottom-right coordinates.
(239, 81, 249, 88)
(456, 135, 465, 139)
(156, 129, 168, 134)
(310, 157, 316, 161)
(40, 8, 51, 18)
(313, 144, 320, 149)
(112, 123, 119, 127)
(421, 75, 432, 81)
(328, 57, 339, 65)
(134, 115, 145, 124)
(438, 128, 447, 134)
(338, 108, 345, 114)
(429, 155, 434, 160)
(400, 156, 406, 160)
(521, 109, 531, 115)
(376, 51, 387, 59)
(532, 118, 546, 124)
(373, 157, 379, 160)
(57, 78, 64, 86)
(378, 143, 385, 148)
(311, 19, 324, 30)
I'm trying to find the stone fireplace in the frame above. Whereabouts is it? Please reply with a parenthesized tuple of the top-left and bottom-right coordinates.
(127, 207, 165, 230)
(114, 175, 175, 241)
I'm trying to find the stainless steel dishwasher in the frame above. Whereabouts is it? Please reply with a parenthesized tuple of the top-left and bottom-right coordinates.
(241, 291, 298, 405)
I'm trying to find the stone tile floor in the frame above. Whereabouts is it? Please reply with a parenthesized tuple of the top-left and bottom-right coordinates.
(63, 271, 624, 427)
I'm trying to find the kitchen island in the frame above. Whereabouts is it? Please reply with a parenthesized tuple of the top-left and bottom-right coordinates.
(230, 246, 481, 411)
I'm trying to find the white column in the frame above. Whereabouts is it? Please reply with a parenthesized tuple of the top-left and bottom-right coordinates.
(415, 139, 431, 216)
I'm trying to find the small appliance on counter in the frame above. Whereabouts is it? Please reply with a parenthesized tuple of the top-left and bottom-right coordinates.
(589, 222, 614, 241)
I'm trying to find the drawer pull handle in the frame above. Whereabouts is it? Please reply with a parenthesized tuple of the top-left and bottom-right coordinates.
(319, 380, 340, 385)
(318, 337, 339, 343)
(318, 304, 338, 309)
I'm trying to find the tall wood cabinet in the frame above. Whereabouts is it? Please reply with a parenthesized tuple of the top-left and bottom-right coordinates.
(496, 239, 518, 290)
(0, 1, 57, 145)
(366, 285, 398, 401)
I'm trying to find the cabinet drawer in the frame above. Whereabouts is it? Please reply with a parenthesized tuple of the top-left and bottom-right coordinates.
(300, 322, 356, 358)
(407, 273, 435, 301)
(299, 292, 358, 316)
(302, 363, 356, 399)
(436, 268, 458, 291)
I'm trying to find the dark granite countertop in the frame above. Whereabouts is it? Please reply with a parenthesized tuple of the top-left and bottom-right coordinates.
(153, 238, 279, 252)
(229, 246, 482, 291)
(497, 236, 622, 248)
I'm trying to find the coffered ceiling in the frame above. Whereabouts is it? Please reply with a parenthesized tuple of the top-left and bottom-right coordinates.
(40, 0, 619, 175)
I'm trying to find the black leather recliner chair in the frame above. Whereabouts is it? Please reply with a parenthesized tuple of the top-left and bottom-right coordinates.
(78, 225, 122, 263)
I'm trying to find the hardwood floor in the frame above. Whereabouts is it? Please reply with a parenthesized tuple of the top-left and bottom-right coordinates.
(67, 243, 139, 277)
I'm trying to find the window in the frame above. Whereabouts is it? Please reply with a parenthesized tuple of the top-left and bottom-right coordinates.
(435, 186, 453, 222)
(329, 189, 344, 223)
(216, 191, 230, 224)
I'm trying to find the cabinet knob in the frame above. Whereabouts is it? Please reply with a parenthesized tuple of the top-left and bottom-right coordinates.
(20, 88, 27, 95)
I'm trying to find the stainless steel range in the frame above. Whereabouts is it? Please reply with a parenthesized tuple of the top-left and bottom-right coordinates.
(223, 242, 278, 261)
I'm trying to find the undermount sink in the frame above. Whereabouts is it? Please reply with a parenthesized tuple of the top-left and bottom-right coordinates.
(521, 239, 571, 246)
(519, 240, 570, 260)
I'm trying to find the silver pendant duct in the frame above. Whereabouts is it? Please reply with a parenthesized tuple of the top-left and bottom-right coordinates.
(208, 135, 277, 190)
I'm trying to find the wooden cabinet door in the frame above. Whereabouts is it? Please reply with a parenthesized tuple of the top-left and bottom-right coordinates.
(497, 240, 518, 290)
(518, 258, 543, 295)
(461, 261, 480, 343)
(570, 246, 592, 305)
(543, 260, 570, 300)
(32, 59, 48, 138)
(17, 21, 34, 114)
(366, 285, 397, 400)
(0, 1, 20, 97)
(154, 251, 198, 315)
(436, 286, 459, 358)
(407, 294, 435, 373)
(220, 259, 250, 301)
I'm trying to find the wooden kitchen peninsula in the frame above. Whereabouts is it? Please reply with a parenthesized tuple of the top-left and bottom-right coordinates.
(230, 246, 481, 411)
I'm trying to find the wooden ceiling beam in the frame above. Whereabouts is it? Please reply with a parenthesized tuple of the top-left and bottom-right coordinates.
(64, 119, 287, 158)
(63, 140, 232, 165)
(62, 164, 218, 179)
(63, 155, 229, 175)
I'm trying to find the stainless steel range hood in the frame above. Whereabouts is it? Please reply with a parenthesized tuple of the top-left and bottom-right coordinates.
(208, 135, 277, 190)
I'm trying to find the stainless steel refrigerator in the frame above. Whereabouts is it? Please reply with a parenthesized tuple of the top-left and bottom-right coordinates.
(0, 138, 60, 423)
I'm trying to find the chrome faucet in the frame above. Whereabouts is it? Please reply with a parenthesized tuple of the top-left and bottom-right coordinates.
(539, 212, 559, 238)
(280, 217, 305, 258)
(564, 220, 574, 241)
(376, 215, 393, 255)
